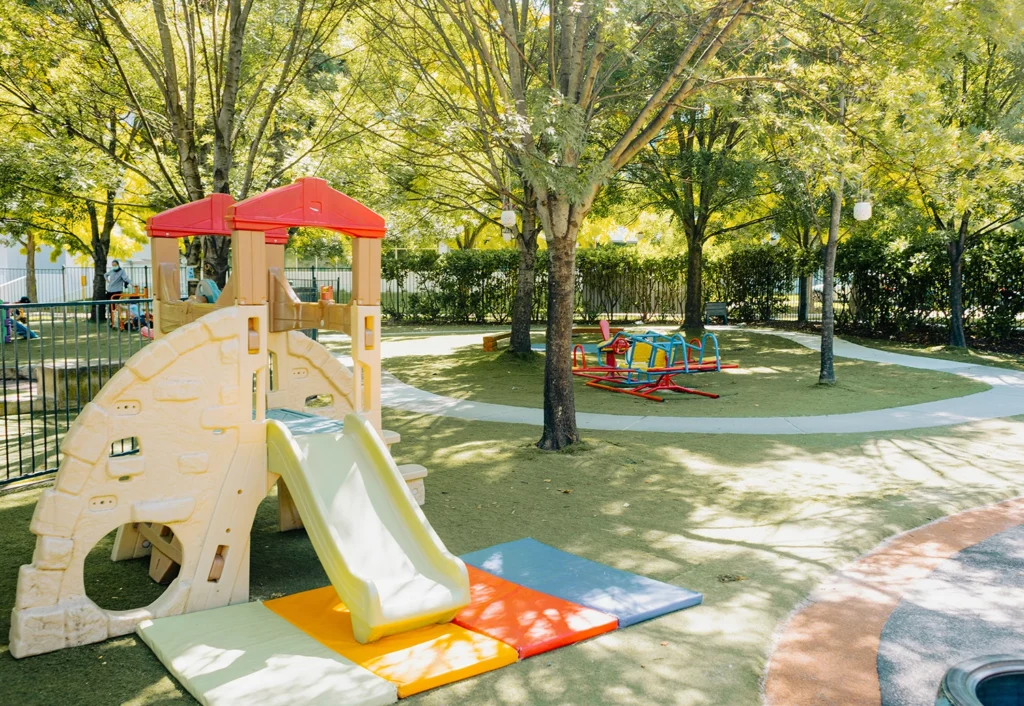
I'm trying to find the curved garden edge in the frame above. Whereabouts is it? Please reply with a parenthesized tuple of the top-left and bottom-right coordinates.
(357, 327, 1024, 435)
(761, 494, 1024, 706)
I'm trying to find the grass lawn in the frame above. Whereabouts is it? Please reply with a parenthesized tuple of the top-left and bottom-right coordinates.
(2, 410, 1024, 705)
(383, 330, 989, 417)
(0, 312, 150, 368)
(844, 334, 1024, 373)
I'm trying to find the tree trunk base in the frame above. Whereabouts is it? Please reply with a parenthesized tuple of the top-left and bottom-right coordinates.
(536, 428, 581, 451)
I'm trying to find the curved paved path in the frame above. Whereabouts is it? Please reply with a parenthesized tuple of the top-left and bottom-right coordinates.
(355, 328, 1024, 435)
(764, 496, 1024, 706)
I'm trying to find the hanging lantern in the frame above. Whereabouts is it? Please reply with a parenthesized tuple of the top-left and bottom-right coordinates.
(853, 201, 873, 221)
(502, 228, 514, 242)
(500, 209, 517, 228)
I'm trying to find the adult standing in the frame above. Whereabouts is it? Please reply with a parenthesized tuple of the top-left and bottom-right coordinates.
(104, 260, 131, 300)
(102, 260, 131, 325)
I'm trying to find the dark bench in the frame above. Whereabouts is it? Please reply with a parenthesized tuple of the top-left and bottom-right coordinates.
(704, 302, 729, 325)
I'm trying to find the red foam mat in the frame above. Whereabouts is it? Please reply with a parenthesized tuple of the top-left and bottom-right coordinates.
(455, 566, 618, 658)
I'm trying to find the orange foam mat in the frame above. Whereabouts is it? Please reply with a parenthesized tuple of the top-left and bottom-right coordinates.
(265, 587, 518, 698)
(455, 566, 618, 658)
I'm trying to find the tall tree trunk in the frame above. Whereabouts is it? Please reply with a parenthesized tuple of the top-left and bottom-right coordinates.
(24, 230, 37, 303)
(818, 176, 844, 385)
(797, 273, 811, 324)
(205, 0, 250, 288)
(947, 211, 970, 348)
(536, 192, 587, 450)
(683, 233, 704, 329)
(509, 199, 538, 355)
(87, 200, 110, 321)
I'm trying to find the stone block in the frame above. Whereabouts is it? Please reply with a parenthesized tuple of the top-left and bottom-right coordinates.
(178, 453, 209, 475)
(15, 565, 62, 610)
(126, 340, 178, 381)
(60, 404, 110, 465)
(64, 599, 108, 647)
(30, 490, 81, 539)
(55, 457, 94, 496)
(107, 454, 144, 479)
(153, 378, 202, 402)
(33, 537, 74, 571)
(9, 605, 65, 658)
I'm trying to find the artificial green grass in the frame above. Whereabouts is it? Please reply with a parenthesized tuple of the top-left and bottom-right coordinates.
(3, 411, 1024, 705)
(383, 330, 989, 417)
(844, 334, 1024, 373)
(0, 313, 149, 367)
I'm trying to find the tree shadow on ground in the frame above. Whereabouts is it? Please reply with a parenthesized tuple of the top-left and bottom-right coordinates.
(1, 413, 1023, 705)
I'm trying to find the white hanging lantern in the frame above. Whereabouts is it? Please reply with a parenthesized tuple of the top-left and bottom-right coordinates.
(502, 228, 514, 242)
(500, 209, 517, 228)
(438, 242, 450, 254)
(853, 201, 873, 221)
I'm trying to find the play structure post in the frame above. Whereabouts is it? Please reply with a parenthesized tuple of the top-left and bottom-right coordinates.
(230, 230, 268, 306)
(350, 238, 383, 433)
(150, 237, 181, 340)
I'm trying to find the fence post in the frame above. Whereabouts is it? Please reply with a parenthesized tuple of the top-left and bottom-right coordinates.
(310, 265, 317, 292)
(61, 265, 67, 303)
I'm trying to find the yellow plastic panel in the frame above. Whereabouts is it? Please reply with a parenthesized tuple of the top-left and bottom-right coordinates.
(266, 587, 518, 697)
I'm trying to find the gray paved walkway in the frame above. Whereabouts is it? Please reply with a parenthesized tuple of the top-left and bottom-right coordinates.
(344, 327, 1024, 435)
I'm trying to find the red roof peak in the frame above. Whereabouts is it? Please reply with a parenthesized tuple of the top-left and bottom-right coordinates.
(227, 177, 385, 238)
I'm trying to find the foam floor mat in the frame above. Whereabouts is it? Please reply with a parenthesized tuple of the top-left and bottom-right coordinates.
(454, 566, 618, 657)
(136, 602, 397, 706)
(264, 587, 518, 697)
(461, 538, 703, 627)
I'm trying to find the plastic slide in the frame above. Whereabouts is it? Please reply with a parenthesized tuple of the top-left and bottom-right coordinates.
(266, 413, 470, 643)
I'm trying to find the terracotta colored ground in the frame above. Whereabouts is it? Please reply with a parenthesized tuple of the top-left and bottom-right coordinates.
(763, 496, 1024, 706)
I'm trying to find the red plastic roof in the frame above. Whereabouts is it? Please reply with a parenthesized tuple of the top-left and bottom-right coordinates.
(147, 193, 234, 238)
(146, 193, 289, 244)
(227, 177, 386, 238)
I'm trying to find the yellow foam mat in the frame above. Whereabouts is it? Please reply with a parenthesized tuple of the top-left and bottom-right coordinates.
(265, 587, 518, 697)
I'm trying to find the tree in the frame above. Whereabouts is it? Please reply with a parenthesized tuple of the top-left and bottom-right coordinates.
(626, 101, 771, 328)
(373, 0, 762, 448)
(351, 8, 541, 354)
(0, 2, 149, 311)
(70, 0, 363, 284)
(873, 5, 1024, 347)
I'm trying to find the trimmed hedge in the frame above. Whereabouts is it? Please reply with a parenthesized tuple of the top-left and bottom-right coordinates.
(376, 234, 1024, 342)
(834, 231, 1024, 342)
(380, 245, 793, 325)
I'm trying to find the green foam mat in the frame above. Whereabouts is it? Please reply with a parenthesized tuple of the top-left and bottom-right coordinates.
(137, 602, 397, 706)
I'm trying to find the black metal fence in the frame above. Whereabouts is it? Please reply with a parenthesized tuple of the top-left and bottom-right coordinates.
(1, 299, 154, 485)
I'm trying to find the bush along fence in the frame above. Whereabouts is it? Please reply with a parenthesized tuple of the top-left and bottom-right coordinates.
(834, 231, 1024, 344)
(380, 245, 809, 325)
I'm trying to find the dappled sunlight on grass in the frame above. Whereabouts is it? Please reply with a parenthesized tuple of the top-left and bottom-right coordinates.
(383, 330, 989, 417)
(3, 408, 1024, 705)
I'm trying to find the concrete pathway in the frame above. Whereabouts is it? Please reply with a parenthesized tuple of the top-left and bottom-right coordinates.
(333, 327, 1024, 435)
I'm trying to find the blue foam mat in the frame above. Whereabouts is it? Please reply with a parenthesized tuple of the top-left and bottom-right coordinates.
(461, 538, 702, 627)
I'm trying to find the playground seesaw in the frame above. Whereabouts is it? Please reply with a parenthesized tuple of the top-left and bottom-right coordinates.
(572, 329, 738, 402)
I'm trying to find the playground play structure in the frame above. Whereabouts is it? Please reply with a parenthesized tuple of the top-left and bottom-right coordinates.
(8, 178, 704, 704)
(572, 323, 738, 401)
